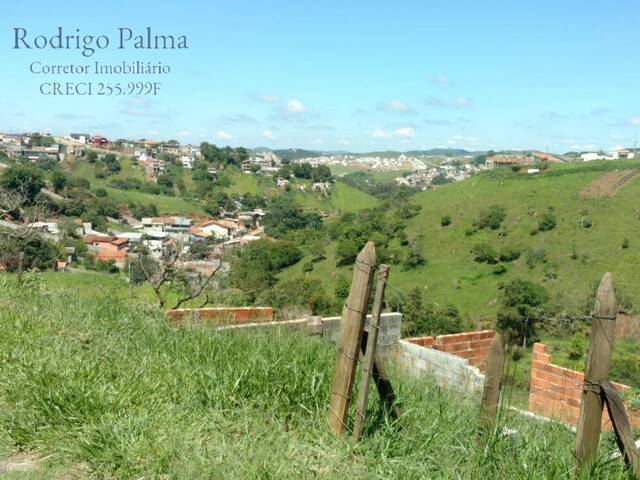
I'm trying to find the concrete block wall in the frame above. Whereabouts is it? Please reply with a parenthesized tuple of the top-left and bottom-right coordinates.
(322, 312, 402, 355)
(528, 343, 640, 430)
(394, 339, 485, 398)
(406, 330, 495, 372)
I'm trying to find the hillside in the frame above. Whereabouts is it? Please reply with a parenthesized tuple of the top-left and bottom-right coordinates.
(282, 161, 640, 319)
(66, 157, 377, 215)
(0, 274, 625, 479)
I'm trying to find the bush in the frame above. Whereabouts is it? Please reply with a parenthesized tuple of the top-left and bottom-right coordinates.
(493, 264, 507, 275)
(403, 248, 426, 270)
(302, 261, 313, 273)
(472, 242, 498, 264)
(473, 205, 506, 230)
(581, 216, 592, 228)
(567, 331, 586, 361)
(440, 214, 452, 227)
(499, 245, 521, 262)
(496, 279, 548, 346)
(526, 246, 547, 269)
(537, 212, 557, 232)
(622, 238, 630, 249)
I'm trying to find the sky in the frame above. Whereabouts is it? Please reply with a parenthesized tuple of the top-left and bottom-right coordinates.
(1, 0, 640, 153)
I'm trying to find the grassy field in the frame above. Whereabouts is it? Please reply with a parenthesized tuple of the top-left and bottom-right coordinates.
(0, 273, 631, 479)
(285, 160, 640, 320)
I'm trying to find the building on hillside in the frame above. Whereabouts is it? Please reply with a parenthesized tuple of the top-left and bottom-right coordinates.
(21, 144, 61, 162)
(532, 151, 563, 163)
(580, 148, 636, 161)
(312, 182, 332, 195)
(67, 133, 90, 144)
(90, 135, 109, 146)
(276, 177, 289, 189)
(485, 154, 532, 169)
(141, 216, 192, 236)
(83, 235, 129, 267)
(191, 218, 243, 240)
(181, 155, 195, 169)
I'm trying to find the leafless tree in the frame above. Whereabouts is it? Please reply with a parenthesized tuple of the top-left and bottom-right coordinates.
(130, 240, 222, 310)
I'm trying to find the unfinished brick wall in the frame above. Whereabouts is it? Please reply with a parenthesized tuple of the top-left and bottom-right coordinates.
(166, 307, 274, 327)
(528, 343, 640, 430)
(407, 330, 495, 373)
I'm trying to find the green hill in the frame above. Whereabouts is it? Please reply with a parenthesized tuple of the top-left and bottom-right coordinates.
(282, 161, 640, 319)
(67, 158, 376, 216)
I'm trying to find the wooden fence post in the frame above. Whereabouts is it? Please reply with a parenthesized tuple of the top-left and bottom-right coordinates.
(352, 264, 389, 443)
(328, 242, 376, 437)
(575, 272, 618, 467)
(478, 332, 505, 432)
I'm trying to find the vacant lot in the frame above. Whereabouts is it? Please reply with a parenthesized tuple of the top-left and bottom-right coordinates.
(0, 273, 631, 479)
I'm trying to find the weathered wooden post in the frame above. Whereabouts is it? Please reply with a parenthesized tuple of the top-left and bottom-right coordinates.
(478, 332, 505, 432)
(575, 272, 617, 467)
(352, 264, 389, 443)
(328, 242, 376, 437)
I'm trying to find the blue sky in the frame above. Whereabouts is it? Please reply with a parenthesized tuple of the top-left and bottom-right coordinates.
(2, 1, 640, 152)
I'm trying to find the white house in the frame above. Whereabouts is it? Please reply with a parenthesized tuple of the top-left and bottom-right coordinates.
(181, 155, 195, 169)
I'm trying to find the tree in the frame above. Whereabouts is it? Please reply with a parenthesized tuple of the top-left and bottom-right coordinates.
(129, 241, 222, 309)
(496, 279, 548, 346)
(51, 170, 67, 193)
(401, 287, 426, 337)
(0, 235, 59, 271)
(0, 165, 45, 204)
(311, 165, 332, 183)
(263, 197, 321, 238)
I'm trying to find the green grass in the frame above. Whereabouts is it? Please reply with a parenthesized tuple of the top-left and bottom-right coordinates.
(286, 160, 640, 319)
(0, 272, 633, 478)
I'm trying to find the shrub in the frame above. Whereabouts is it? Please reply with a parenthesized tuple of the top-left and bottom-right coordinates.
(567, 331, 586, 361)
(472, 242, 498, 264)
(440, 214, 452, 227)
(473, 205, 506, 230)
(493, 264, 507, 275)
(403, 248, 426, 270)
(302, 261, 313, 273)
(537, 212, 557, 232)
(497, 279, 548, 346)
(622, 238, 630, 249)
(526, 246, 547, 269)
(581, 216, 592, 228)
(499, 245, 521, 262)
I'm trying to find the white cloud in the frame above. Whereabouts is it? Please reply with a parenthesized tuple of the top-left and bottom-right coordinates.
(452, 96, 471, 108)
(285, 99, 306, 113)
(216, 130, 233, 140)
(338, 139, 350, 145)
(447, 134, 478, 145)
(629, 117, 640, 126)
(610, 133, 624, 140)
(257, 93, 281, 103)
(380, 100, 412, 112)
(262, 129, 274, 140)
(177, 130, 191, 137)
(395, 127, 415, 138)
(148, 130, 160, 136)
(369, 128, 388, 138)
(431, 74, 449, 85)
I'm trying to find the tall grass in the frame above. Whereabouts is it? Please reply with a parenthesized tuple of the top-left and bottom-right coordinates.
(0, 273, 631, 478)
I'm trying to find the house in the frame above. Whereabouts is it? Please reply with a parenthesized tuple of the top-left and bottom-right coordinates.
(141, 216, 192, 236)
(312, 182, 332, 195)
(276, 177, 289, 189)
(181, 155, 195, 169)
(90, 135, 109, 146)
(532, 151, 563, 163)
(193, 218, 242, 240)
(485, 154, 532, 169)
(580, 152, 606, 162)
(84, 235, 129, 266)
(67, 133, 90, 144)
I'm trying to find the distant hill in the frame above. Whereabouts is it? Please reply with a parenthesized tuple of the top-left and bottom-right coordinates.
(272, 149, 325, 161)
(281, 160, 640, 319)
